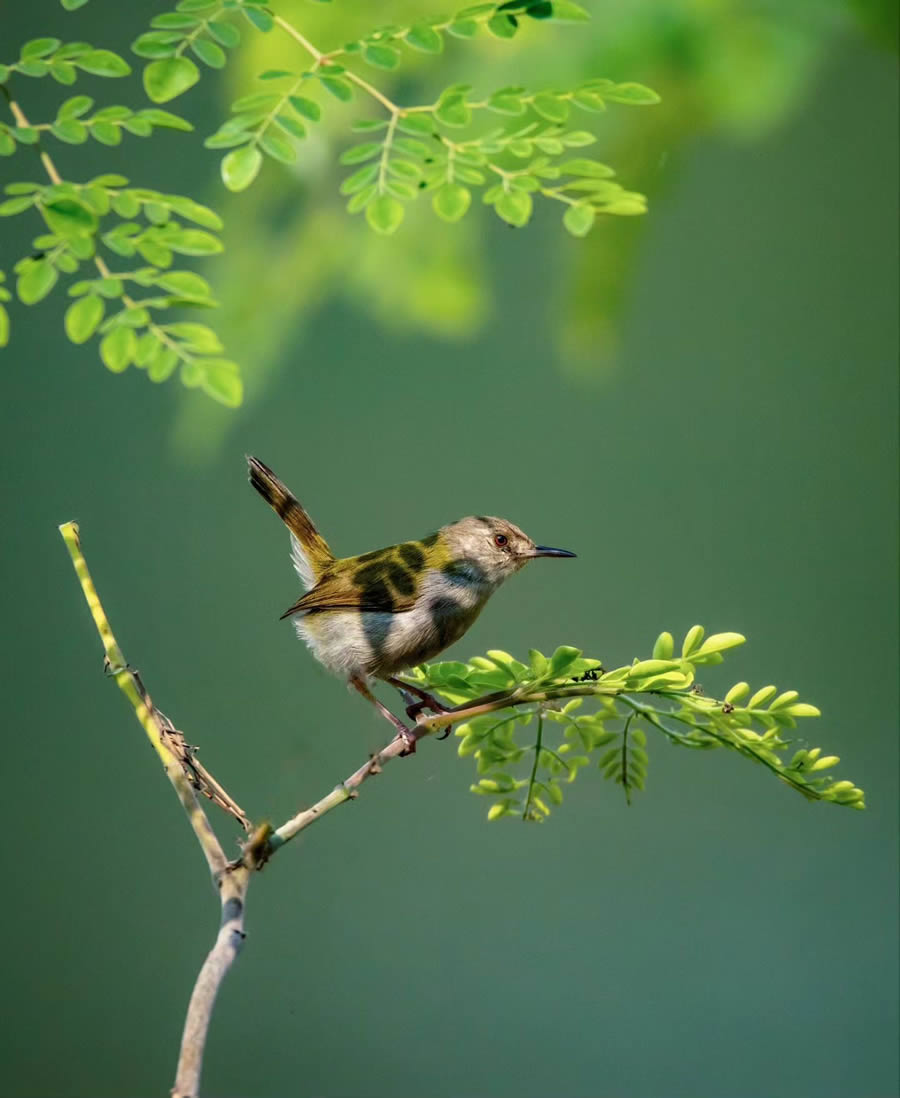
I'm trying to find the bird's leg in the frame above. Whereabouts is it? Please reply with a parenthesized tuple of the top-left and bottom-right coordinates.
(349, 675, 418, 755)
(385, 677, 453, 740)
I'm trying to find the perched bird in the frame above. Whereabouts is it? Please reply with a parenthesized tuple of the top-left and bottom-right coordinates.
(247, 456, 576, 749)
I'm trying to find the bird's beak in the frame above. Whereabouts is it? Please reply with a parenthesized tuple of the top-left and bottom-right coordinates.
(531, 545, 577, 559)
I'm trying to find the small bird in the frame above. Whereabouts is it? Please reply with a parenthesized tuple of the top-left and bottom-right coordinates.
(247, 456, 576, 749)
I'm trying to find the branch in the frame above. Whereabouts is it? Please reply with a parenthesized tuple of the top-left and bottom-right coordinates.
(59, 521, 254, 1098)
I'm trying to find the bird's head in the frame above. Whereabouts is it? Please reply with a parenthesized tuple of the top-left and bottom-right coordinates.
(439, 516, 576, 587)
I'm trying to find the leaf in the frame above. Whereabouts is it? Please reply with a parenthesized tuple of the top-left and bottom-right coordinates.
(140, 108, 193, 131)
(22, 38, 62, 60)
(44, 199, 97, 238)
(221, 145, 262, 191)
(131, 32, 181, 60)
(77, 50, 131, 77)
(432, 183, 471, 222)
(397, 114, 435, 136)
(259, 131, 296, 163)
(604, 82, 660, 105)
(165, 322, 223, 351)
(200, 358, 243, 406)
(340, 163, 379, 195)
(192, 38, 226, 68)
(65, 294, 104, 343)
(289, 96, 321, 122)
(681, 625, 704, 658)
(339, 141, 381, 165)
(165, 228, 223, 255)
(320, 74, 353, 102)
(148, 348, 178, 382)
(495, 189, 532, 227)
(143, 57, 200, 102)
(694, 632, 745, 656)
(0, 196, 36, 215)
(363, 44, 401, 69)
(560, 158, 614, 177)
(231, 92, 280, 112)
(434, 93, 471, 128)
(156, 270, 213, 298)
(365, 194, 404, 235)
(532, 92, 569, 123)
(242, 6, 273, 32)
(487, 13, 518, 38)
(17, 260, 58, 304)
(563, 202, 594, 237)
(405, 25, 443, 53)
(100, 326, 136, 371)
(207, 21, 241, 48)
(0, 304, 8, 346)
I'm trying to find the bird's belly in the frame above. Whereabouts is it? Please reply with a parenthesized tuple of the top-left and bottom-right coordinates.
(296, 598, 483, 679)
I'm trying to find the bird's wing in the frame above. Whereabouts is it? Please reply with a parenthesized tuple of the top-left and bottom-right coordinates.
(280, 542, 433, 618)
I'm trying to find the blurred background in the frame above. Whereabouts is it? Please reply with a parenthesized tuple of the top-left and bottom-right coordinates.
(1, 2, 897, 1096)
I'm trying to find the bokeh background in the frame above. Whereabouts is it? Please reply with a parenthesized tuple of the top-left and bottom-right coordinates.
(2, 2, 897, 1096)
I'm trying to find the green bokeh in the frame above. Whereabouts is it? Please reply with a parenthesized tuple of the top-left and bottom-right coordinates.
(1, 4, 897, 1097)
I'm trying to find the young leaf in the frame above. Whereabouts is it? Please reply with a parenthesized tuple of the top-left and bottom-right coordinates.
(77, 50, 131, 77)
(365, 194, 404, 235)
(143, 57, 200, 102)
(432, 183, 471, 222)
(65, 294, 104, 343)
(100, 326, 136, 371)
(221, 145, 262, 191)
(563, 202, 594, 237)
(405, 25, 443, 53)
(17, 260, 58, 305)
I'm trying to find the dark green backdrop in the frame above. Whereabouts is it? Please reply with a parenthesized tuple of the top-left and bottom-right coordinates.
(2, 3, 897, 1096)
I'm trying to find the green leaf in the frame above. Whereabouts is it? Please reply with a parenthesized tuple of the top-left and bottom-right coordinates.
(396, 114, 434, 136)
(77, 50, 131, 77)
(366, 194, 404, 235)
(0, 304, 8, 347)
(22, 38, 62, 60)
(532, 92, 569, 123)
(560, 158, 614, 178)
(562, 202, 594, 237)
(148, 347, 178, 381)
(433, 183, 471, 222)
(45, 198, 97, 238)
(405, 25, 443, 53)
(207, 21, 241, 48)
(320, 74, 353, 101)
(259, 131, 296, 163)
(221, 145, 262, 191)
(231, 92, 280, 112)
(339, 141, 381, 165)
(681, 625, 704, 658)
(100, 325, 136, 372)
(487, 90, 525, 115)
(165, 321, 222, 351)
(200, 358, 243, 406)
(447, 20, 478, 39)
(340, 163, 378, 195)
(131, 32, 181, 60)
(289, 96, 321, 122)
(65, 293, 104, 343)
(156, 270, 213, 298)
(652, 631, 675, 660)
(363, 44, 401, 69)
(495, 189, 532, 227)
(139, 108, 193, 131)
(143, 57, 200, 102)
(192, 38, 226, 68)
(152, 12, 200, 29)
(0, 196, 36, 216)
(548, 645, 581, 677)
(165, 228, 223, 255)
(694, 632, 745, 657)
(61, 0, 90, 8)
(0, 133, 15, 157)
(434, 93, 471, 128)
(90, 121, 122, 146)
(604, 82, 660, 105)
(258, 68, 294, 80)
(242, 6, 274, 32)
(487, 13, 518, 38)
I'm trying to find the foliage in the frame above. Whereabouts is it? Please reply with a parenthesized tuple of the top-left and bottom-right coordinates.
(403, 626, 865, 821)
(0, 1, 658, 403)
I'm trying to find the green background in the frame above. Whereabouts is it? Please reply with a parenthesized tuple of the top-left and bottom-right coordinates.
(2, 3, 897, 1096)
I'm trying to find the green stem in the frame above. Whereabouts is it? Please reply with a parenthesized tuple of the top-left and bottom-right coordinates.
(523, 713, 544, 820)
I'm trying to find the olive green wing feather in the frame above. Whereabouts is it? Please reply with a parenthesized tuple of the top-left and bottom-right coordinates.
(279, 544, 428, 618)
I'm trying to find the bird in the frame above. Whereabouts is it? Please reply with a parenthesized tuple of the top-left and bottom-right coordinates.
(247, 456, 576, 750)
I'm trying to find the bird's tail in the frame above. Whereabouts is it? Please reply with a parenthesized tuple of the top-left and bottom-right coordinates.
(247, 456, 334, 584)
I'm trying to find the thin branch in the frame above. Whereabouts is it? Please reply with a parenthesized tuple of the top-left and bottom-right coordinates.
(59, 522, 233, 874)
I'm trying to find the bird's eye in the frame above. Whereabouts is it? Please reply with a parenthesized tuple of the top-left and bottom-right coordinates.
(494, 533, 508, 547)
